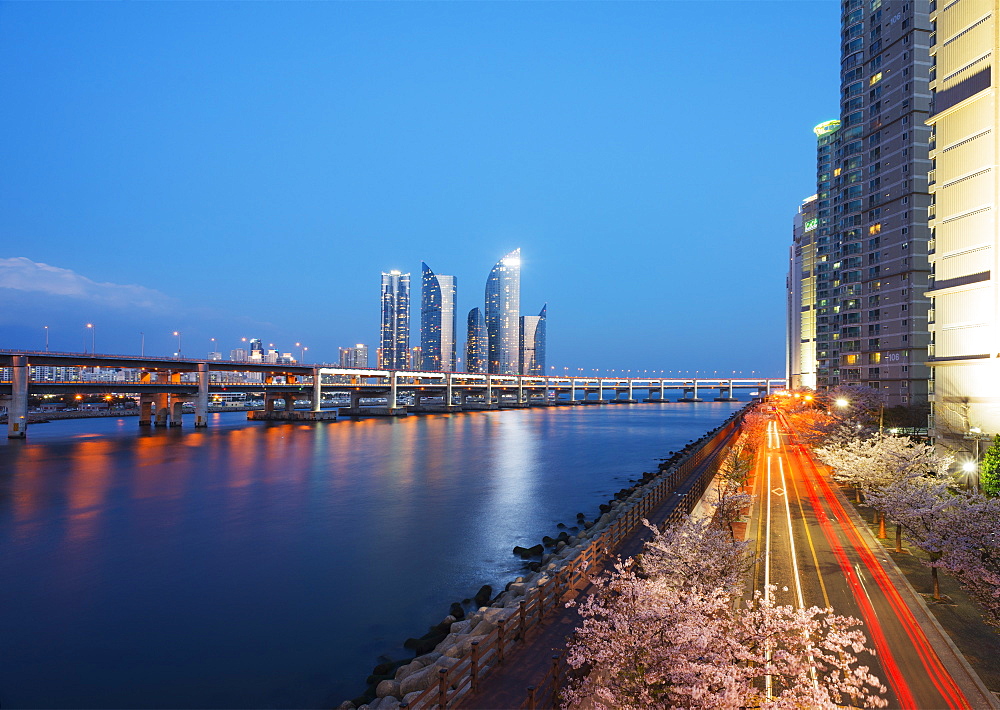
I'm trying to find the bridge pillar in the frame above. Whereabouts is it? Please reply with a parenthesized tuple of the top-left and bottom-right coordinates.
(312, 369, 322, 412)
(154, 392, 170, 426)
(195, 363, 209, 427)
(170, 398, 185, 426)
(569, 379, 576, 402)
(486, 376, 493, 404)
(766, 379, 773, 396)
(264, 395, 276, 414)
(446, 373, 454, 406)
(6, 355, 29, 439)
(517, 377, 524, 404)
(138, 394, 154, 426)
(627, 380, 633, 400)
(282, 393, 295, 411)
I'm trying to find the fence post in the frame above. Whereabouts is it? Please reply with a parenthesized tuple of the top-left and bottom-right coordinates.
(551, 654, 561, 704)
(519, 599, 527, 641)
(497, 618, 506, 665)
(527, 685, 536, 710)
(470, 639, 480, 692)
(437, 667, 448, 708)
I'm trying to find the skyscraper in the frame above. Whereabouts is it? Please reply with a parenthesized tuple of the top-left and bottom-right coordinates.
(466, 308, 487, 374)
(485, 248, 521, 375)
(926, 0, 1000, 449)
(420, 262, 458, 371)
(379, 270, 410, 370)
(339, 344, 369, 369)
(788, 194, 820, 391)
(793, 2, 932, 406)
(519, 304, 547, 376)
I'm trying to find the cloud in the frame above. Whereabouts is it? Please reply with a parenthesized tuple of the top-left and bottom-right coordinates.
(0, 257, 174, 311)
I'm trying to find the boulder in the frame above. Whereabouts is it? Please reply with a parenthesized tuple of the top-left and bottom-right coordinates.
(508, 582, 527, 597)
(468, 619, 495, 636)
(376, 680, 401, 699)
(450, 619, 472, 634)
(336, 703, 355, 710)
(399, 665, 438, 696)
(474, 584, 493, 607)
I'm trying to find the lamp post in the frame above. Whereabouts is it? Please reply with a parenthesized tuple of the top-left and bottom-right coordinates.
(140, 332, 145, 357)
(86, 323, 95, 354)
(44, 325, 49, 352)
(173, 331, 182, 357)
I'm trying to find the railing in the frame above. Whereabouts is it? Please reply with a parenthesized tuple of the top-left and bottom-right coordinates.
(390, 410, 747, 709)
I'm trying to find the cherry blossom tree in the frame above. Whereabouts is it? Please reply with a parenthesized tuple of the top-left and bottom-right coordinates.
(866, 471, 954, 599)
(563, 518, 886, 709)
(937, 491, 1000, 625)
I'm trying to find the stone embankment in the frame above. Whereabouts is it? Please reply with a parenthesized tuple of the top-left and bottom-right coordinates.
(338, 407, 748, 710)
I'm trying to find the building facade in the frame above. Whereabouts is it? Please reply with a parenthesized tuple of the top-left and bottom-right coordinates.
(466, 308, 487, 374)
(519, 304, 547, 376)
(788, 194, 821, 390)
(379, 270, 410, 370)
(420, 262, 458, 372)
(485, 248, 521, 375)
(801, 0, 933, 408)
(926, 0, 1000, 449)
(339, 344, 369, 369)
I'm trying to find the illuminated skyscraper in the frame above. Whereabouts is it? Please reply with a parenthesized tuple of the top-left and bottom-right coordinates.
(379, 270, 410, 369)
(788, 194, 820, 391)
(485, 248, 521, 375)
(420, 262, 457, 371)
(519, 304, 547, 376)
(926, 0, 1000, 449)
(339, 344, 369, 368)
(466, 308, 487, 374)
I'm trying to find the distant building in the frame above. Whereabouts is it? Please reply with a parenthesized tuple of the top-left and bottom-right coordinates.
(339, 344, 369, 369)
(787, 195, 819, 391)
(230, 348, 248, 362)
(208, 352, 223, 361)
(380, 270, 411, 369)
(466, 307, 487, 373)
(249, 338, 264, 359)
(926, 0, 1000, 449)
(485, 248, 520, 374)
(420, 262, 458, 371)
(519, 304, 547, 375)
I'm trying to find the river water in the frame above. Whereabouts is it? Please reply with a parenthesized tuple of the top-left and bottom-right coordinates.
(0, 402, 743, 708)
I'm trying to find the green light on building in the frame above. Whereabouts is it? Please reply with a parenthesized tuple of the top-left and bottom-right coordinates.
(813, 120, 841, 137)
(804, 218, 818, 232)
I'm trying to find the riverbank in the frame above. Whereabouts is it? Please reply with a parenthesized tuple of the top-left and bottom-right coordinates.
(338, 405, 750, 709)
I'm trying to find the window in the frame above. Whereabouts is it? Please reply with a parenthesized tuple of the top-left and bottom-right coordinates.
(870, 71, 883, 85)
(869, 223, 882, 235)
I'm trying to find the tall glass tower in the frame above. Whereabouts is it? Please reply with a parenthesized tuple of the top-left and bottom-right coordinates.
(379, 270, 410, 370)
(519, 304, 546, 375)
(485, 248, 521, 375)
(420, 262, 457, 372)
(466, 308, 487, 373)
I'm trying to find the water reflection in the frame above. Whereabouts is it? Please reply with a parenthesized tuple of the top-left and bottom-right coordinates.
(0, 403, 741, 708)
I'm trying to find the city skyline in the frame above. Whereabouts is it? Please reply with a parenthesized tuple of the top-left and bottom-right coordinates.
(0, 2, 840, 376)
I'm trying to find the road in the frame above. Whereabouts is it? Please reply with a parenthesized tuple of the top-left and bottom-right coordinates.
(747, 412, 992, 709)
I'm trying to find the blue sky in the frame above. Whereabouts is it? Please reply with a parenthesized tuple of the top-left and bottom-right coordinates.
(0, 1, 839, 375)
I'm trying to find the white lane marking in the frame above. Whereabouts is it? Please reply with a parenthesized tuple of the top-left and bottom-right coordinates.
(778, 456, 805, 610)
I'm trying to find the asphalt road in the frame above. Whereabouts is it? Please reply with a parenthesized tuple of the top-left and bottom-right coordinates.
(746, 413, 991, 710)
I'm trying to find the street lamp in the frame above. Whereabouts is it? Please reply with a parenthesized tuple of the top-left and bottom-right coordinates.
(86, 323, 95, 354)
(140, 332, 145, 356)
(173, 331, 182, 357)
(44, 325, 49, 352)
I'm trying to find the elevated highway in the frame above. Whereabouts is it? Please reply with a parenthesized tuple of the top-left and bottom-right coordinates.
(0, 350, 784, 438)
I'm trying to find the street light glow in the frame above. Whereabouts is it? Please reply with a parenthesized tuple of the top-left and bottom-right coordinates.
(835, 398, 849, 408)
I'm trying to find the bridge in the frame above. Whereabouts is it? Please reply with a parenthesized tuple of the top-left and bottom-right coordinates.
(0, 350, 784, 438)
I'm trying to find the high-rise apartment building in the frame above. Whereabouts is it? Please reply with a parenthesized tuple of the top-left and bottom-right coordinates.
(788, 194, 821, 390)
(339, 344, 369, 369)
(420, 262, 458, 372)
(796, 0, 933, 406)
(519, 304, 547, 376)
(926, 0, 1000, 449)
(485, 248, 521, 375)
(379, 270, 410, 369)
(466, 308, 487, 373)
